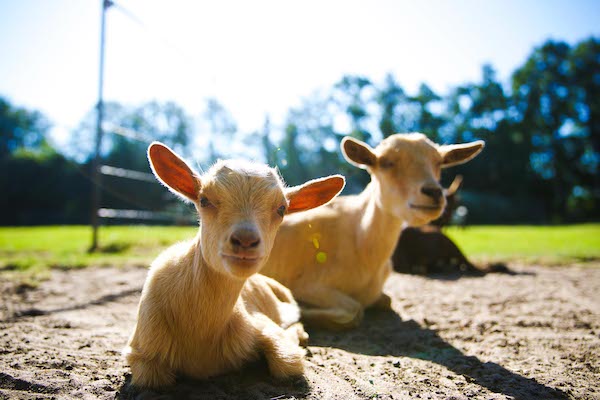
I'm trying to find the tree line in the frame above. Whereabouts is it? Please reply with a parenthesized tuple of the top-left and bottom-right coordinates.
(1, 37, 598, 225)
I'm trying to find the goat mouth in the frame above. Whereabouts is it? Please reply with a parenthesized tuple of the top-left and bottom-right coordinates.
(222, 254, 262, 265)
(409, 204, 441, 211)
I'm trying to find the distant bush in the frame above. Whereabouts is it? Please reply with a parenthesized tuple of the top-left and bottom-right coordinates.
(0, 148, 91, 225)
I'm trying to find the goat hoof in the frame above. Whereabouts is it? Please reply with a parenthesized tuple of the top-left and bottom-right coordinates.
(370, 293, 392, 310)
(267, 348, 306, 378)
(332, 308, 364, 329)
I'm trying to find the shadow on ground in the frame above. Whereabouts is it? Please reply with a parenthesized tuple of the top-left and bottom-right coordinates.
(309, 308, 567, 400)
(2, 287, 143, 322)
(116, 359, 309, 400)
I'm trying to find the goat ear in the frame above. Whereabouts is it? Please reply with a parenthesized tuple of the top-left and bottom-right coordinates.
(439, 140, 484, 168)
(286, 175, 345, 214)
(147, 141, 200, 202)
(341, 137, 377, 169)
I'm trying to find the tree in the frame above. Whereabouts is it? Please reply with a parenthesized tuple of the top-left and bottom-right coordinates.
(260, 116, 277, 167)
(277, 93, 338, 185)
(376, 73, 406, 138)
(274, 92, 367, 191)
(203, 98, 238, 163)
(410, 83, 445, 140)
(0, 98, 89, 224)
(512, 39, 599, 220)
(0, 148, 90, 224)
(449, 65, 527, 194)
(0, 97, 50, 159)
(331, 75, 376, 144)
(568, 38, 600, 219)
(442, 65, 544, 222)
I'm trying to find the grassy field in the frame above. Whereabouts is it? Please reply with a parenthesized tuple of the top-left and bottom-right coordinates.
(0, 226, 196, 273)
(446, 224, 600, 265)
(0, 224, 599, 275)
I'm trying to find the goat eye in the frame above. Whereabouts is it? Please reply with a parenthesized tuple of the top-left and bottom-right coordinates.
(200, 197, 212, 208)
(277, 205, 286, 217)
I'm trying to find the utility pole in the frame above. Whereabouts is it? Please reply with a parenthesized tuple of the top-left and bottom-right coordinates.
(90, 0, 112, 252)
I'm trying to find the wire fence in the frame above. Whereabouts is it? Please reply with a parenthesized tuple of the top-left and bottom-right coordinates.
(97, 124, 196, 225)
(89, 0, 204, 249)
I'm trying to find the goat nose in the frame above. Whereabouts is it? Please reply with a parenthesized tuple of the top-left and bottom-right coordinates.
(421, 186, 443, 201)
(230, 228, 261, 248)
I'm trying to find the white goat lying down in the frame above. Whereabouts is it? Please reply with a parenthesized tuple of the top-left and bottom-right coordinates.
(124, 142, 345, 388)
(261, 133, 484, 330)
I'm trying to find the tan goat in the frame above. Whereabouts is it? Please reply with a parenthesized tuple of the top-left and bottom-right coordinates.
(123, 142, 345, 388)
(261, 133, 484, 330)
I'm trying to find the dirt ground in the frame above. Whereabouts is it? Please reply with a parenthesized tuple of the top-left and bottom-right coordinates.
(0, 263, 598, 400)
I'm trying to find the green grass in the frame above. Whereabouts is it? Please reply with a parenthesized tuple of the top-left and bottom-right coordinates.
(445, 224, 600, 265)
(0, 224, 598, 276)
(0, 225, 196, 273)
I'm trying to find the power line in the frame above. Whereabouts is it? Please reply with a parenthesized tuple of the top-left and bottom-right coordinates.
(104, 123, 153, 143)
(110, 0, 210, 82)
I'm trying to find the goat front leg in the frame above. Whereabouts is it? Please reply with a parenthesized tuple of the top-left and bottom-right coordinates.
(294, 285, 364, 330)
(366, 259, 394, 311)
(124, 345, 175, 389)
(253, 314, 306, 378)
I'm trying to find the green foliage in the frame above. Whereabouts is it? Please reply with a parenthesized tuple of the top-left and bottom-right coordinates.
(0, 148, 90, 225)
(376, 73, 405, 138)
(512, 39, 600, 220)
(203, 97, 238, 164)
(0, 96, 50, 159)
(70, 100, 193, 165)
(332, 75, 375, 143)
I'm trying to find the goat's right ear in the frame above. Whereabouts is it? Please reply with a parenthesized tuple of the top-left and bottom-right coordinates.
(286, 175, 345, 214)
(341, 137, 377, 169)
(148, 141, 200, 202)
(438, 140, 485, 168)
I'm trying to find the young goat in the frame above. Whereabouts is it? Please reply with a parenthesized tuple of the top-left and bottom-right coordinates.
(393, 176, 509, 276)
(392, 176, 482, 275)
(124, 142, 345, 388)
(261, 133, 484, 330)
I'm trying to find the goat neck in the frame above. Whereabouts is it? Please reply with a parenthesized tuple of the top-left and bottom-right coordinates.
(177, 237, 247, 336)
(355, 181, 406, 269)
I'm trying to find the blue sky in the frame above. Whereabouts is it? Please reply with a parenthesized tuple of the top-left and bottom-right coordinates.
(0, 0, 599, 147)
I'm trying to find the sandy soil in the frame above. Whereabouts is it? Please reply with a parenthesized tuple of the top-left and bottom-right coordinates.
(0, 263, 598, 400)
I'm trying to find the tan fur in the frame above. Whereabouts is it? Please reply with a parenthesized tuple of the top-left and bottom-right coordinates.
(261, 133, 484, 330)
(124, 142, 344, 388)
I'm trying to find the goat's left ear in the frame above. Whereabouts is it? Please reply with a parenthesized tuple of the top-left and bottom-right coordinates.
(286, 175, 345, 214)
(438, 140, 485, 168)
(341, 137, 377, 169)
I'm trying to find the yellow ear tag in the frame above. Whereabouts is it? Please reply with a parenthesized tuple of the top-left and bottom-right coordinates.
(309, 233, 321, 249)
(316, 251, 327, 264)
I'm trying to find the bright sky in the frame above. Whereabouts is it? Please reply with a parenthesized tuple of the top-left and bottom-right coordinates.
(0, 0, 599, 147)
